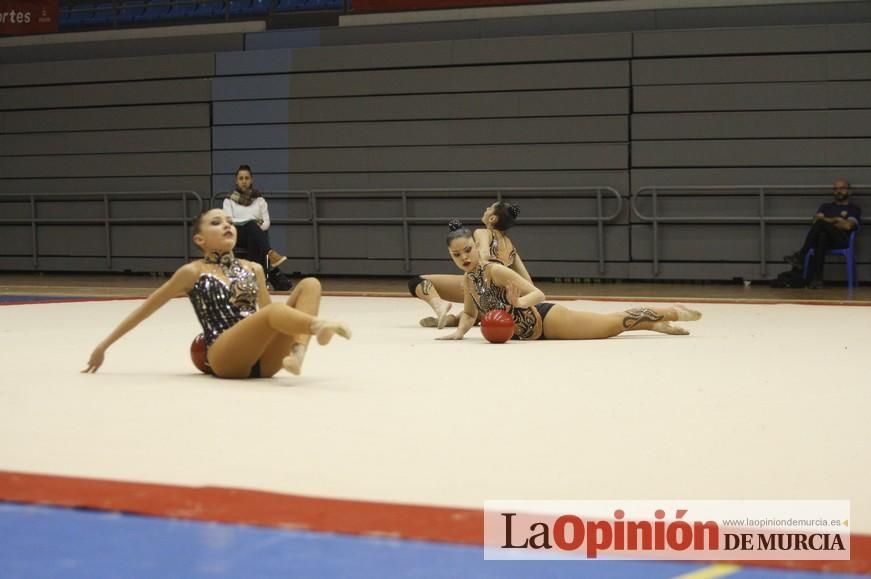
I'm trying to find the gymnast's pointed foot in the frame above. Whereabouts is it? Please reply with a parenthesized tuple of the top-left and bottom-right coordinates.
(282, 343, 307, 375)
(673, 304, 702, 321)
(435, 302, 452, 329)
(420, 313, 459, 328)
(652, 321, 690, 335)
(311, 319, 352, 345)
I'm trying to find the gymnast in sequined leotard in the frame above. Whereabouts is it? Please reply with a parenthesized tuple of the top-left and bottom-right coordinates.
(84, 208, 351, 379)
(437, 220, 703, 342)
(408, 201, 532, 329)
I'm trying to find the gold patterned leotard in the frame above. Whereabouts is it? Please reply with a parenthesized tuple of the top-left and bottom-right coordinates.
(487, 229, 518, 267)
(466, 263, 542, 340)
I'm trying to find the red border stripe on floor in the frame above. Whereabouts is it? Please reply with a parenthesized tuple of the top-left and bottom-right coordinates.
(0, 470, 868, 574)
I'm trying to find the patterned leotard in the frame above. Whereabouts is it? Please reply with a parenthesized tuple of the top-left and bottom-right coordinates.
(188, 253, 258, 347)
(466, 263, 542, 340)
(487, 229, 517, 267)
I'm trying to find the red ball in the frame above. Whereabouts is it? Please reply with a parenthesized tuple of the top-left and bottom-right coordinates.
(190, 334, 211, 374)
(481, 309, 515, 344)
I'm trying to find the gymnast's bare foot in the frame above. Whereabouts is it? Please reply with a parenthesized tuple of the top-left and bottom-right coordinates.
(311, 319, 352, 345)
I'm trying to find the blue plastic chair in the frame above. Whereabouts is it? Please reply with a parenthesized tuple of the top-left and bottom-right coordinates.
(135, 0, 171, 21)
(164, 0, 197, 19)
(89, 2, 115, 24)
(63, 3, 95, 27)
(192, 1, 225, 18)
(803, 226, 860, 288)
(274, 0, 304, 11)
(117, 1, 145, 23)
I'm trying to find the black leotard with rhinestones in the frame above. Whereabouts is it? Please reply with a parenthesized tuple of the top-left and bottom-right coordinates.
(188, 253, 258, 347)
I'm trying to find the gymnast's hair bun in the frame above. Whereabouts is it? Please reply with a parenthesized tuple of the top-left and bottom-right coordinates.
(448, 219, 464, 231)
(508, 203, 520, 219)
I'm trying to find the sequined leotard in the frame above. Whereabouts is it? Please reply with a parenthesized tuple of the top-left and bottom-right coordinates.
(487, 229, 517, 267)
(188, 253, 259, 347)
(466, 263, 542, 340)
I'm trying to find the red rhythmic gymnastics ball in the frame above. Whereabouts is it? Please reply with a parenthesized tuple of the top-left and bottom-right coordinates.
(481, 309, 515, 344)
(190, 334, 211, 374)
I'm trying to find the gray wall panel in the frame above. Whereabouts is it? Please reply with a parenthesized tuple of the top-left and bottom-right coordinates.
(634, 82, 871, 112)
(0, 53, 215, 88)
(213, 61, 628, 101)
(652, 2, 871, 32)
(319, 19, 481, 46)
(292, 41, 453, 71)
(213, 150, 290, 174)
(213, 89, 629, 124)
(212, 117, 627, 149)
(211, 171, 630, 195)
(409, 224, 629, 261)
(111, 226, 188, 256)
(318, 225, 403, 259)
(634, 23, 871, 57)
(244, 28, 322, 51)
(633, 53, 871, 86)
(216, 49, 295, 77)
(292, 61, 629, 97)
(827, 53, 871, 80)
(633, 54, 828, 86)
(286, 33, 631, 72)
(0, 34, 244, 64)
(632, 111, 871, 140)
(448, 32, 631, 64)
(0, 128, 211, 156)
(0, 79, 212, 111)
(213, 100, 290, 125)
(213, 75, 292, 101)
(0, 104, 211, 133)
(479, 9, 656, 37)
(37, 226, 105, 256)
(0, 176, 212, 195)
(0, 152, 211, 178)
(633, 139, 871, 167)
(631, 168, 871, 188)
(631, 224, 766, 261)
(0, 226, 31, 254)
(215, 144, 627, 173)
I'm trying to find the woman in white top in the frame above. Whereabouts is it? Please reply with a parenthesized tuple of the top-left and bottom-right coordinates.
(222, 165, 287, 271)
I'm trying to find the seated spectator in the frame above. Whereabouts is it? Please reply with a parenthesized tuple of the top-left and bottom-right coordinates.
(783, 179, 861, 289)
(222, 165, 287, 272)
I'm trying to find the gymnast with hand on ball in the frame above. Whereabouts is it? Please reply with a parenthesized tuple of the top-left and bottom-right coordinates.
(437, 220, 702, 342)
(83, 208, 350, 378)
(409, 201, 532, 329)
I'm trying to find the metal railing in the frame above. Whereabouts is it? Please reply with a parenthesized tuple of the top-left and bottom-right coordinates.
(631, 185, 867, 276)
(215, 187, 624, 273)
(0, 191, 204, 269)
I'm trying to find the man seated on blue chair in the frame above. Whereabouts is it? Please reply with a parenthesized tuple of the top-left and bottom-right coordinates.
(784, 178, 861, 289)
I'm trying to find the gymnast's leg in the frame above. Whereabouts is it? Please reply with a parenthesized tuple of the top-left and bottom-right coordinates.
(259, 277, 332, 376)
(207, 278, 350, 378)
(408, 274, 464, 329)
(542, 304, 701, 340)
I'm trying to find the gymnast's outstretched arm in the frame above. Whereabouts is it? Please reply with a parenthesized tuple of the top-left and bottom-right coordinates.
(82, 264, 198, 373)
(437, 280, 478, 340)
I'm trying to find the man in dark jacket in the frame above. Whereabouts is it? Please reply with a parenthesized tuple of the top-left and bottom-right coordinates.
(784, 179, 861, 288)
